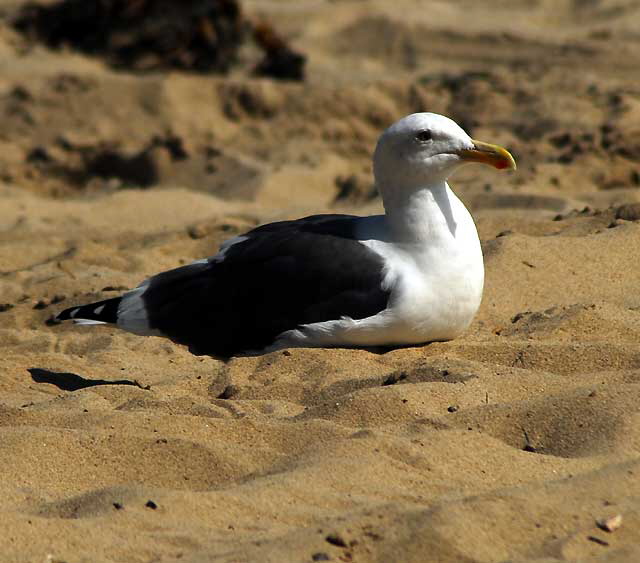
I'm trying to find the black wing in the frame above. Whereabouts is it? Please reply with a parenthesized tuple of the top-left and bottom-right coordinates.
(140, 214, 390, 357)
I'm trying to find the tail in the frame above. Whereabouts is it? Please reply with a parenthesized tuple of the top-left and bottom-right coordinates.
(55, 297, 122, 326)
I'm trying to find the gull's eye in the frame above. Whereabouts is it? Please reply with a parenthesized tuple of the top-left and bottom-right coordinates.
(415, 130, 432, 142)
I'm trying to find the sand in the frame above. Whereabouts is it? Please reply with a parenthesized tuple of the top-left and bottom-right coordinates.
(1, 0, 640, 561)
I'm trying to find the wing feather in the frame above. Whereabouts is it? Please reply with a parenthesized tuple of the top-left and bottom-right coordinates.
(139, 214, 390, 356)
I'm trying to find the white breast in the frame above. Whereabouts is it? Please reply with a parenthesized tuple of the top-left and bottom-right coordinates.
(263, 185, 484, 353)
(361, 195, 483, 343)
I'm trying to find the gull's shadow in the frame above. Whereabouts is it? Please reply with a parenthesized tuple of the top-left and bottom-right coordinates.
(361, 342, 430, 355)
(28, 368, 149, 392)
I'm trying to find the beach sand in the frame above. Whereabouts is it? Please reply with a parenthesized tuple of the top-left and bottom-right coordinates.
(1, 1, 640, 561)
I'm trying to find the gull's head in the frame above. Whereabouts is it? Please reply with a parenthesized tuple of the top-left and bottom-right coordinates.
(373, 112, 516, 189)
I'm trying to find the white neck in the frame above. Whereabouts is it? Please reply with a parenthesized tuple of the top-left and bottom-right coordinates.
(381, 180, 461, 243)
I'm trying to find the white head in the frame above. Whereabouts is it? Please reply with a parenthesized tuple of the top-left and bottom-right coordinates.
(373, 113, 515, 192)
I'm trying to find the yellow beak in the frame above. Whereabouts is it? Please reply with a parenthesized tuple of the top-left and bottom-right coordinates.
(457, 140, 516, 170)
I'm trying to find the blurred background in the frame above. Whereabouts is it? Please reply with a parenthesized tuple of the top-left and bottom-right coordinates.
(1, 0, 639, 212)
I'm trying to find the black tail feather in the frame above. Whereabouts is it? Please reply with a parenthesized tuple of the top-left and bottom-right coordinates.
(55, 297, 121, 323)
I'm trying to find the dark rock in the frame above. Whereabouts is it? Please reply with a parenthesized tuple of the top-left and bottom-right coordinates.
(14, 1, 306, 81)
(615, 203, 640, 221)
(14, 0, 245, 74)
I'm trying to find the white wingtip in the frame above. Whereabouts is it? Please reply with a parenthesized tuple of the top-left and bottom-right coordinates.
(73, 319, 107, 326)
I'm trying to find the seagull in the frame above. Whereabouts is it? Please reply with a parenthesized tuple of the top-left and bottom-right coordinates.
(55, 113, 516, 358)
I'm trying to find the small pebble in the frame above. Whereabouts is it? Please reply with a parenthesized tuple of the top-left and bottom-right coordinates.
(596, 514, 622, 533)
